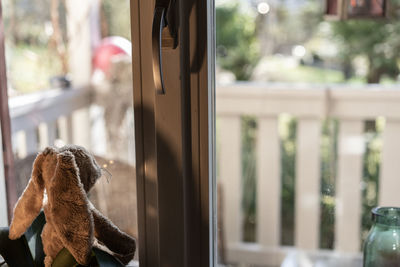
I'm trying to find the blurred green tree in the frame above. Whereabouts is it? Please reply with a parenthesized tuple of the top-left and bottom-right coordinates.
(101, 0, 131, 40)
(216, 4, 260, 81)
(331, 19, 400, 83)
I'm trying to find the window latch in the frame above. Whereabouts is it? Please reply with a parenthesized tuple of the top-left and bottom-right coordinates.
(152, 0, 178, 95)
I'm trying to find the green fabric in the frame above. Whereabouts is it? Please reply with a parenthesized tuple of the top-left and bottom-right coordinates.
(25, 212, 46, 267)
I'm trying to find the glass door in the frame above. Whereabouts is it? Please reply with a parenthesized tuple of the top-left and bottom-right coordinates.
(215, 1, 400, 266)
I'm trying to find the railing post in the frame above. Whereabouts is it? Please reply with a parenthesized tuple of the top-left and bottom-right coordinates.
(0, 123, 8, 226)
(24, 130, 38, 156)
(257, 116, 280, 247)
(219, 115, 242, 246)
(379, 119, 400, 206)
(58, 116, 73, 145)
(47, 121, 57, 147)
(295, 117, 321, 250)
(39, 124, 47, 150)
(16, 130, 37, 158)
(335, 120, 364, 252)
(39, 121, 57, 149)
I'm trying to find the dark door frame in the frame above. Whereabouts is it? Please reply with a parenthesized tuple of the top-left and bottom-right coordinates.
(131, 0, 215, 265)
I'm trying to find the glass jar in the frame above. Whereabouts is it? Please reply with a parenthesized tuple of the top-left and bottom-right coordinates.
(363, 207, 400, 267)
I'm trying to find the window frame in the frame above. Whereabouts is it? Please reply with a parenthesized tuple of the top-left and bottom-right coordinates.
(130, 0, 215, 266)
(0, 0, 16, 224)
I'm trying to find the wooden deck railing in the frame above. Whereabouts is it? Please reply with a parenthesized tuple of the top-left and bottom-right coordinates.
(217, 82, 400, 265)
(3, 83, 400, 265)
(9, 88, 92, 158)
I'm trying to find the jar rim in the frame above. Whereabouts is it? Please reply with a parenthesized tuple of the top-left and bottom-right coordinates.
(372, 206, 400, 216)
(372, 206, 400, 226)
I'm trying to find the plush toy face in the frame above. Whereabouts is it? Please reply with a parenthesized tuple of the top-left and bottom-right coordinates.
(57, 146, 102, 192)
(32, 145, 102, 193)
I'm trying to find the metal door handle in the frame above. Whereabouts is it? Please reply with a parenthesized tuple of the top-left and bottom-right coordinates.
(152, 7, 166, 95)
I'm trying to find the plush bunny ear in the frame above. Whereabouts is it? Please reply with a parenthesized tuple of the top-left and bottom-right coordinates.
(48, 151, 93, 265)
(9, 150, 46, 240)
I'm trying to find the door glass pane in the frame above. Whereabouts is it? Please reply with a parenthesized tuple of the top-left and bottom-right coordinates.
(216, 0, 400, 266)
(1, 0, 138, 265)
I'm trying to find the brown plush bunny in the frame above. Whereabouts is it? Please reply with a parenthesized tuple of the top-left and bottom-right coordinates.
(8, 145, 136, 266)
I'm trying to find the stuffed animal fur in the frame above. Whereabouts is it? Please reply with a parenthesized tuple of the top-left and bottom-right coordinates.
(8, 145, 136, 266)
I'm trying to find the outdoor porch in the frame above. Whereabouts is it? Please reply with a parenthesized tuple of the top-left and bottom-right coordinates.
(2, 82, 400, 266)
(217, 82, 400, 266)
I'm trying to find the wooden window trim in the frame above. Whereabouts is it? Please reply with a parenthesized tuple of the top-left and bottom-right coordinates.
(0, 0, 17, 222)
(130, 0, 215, 265)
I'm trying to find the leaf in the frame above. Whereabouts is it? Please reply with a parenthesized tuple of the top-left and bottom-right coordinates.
(51, 248, 80, 267)
(52, 248, 124, 267)
(0, 227, 35, 267)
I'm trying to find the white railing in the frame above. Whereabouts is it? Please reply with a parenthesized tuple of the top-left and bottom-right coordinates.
(5, 82, 400, 265)
(217, 82, 400, 266)
(9, 88, 92, 158)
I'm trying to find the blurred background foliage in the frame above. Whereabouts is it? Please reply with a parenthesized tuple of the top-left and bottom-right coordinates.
(3, 0, 64, 93)
(216, 0, 400, 84)
(2, 0, 130, 94)
(100, 0, 131, 40)
(331, 20, 400, 83)
(216, 4, 260, 80)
